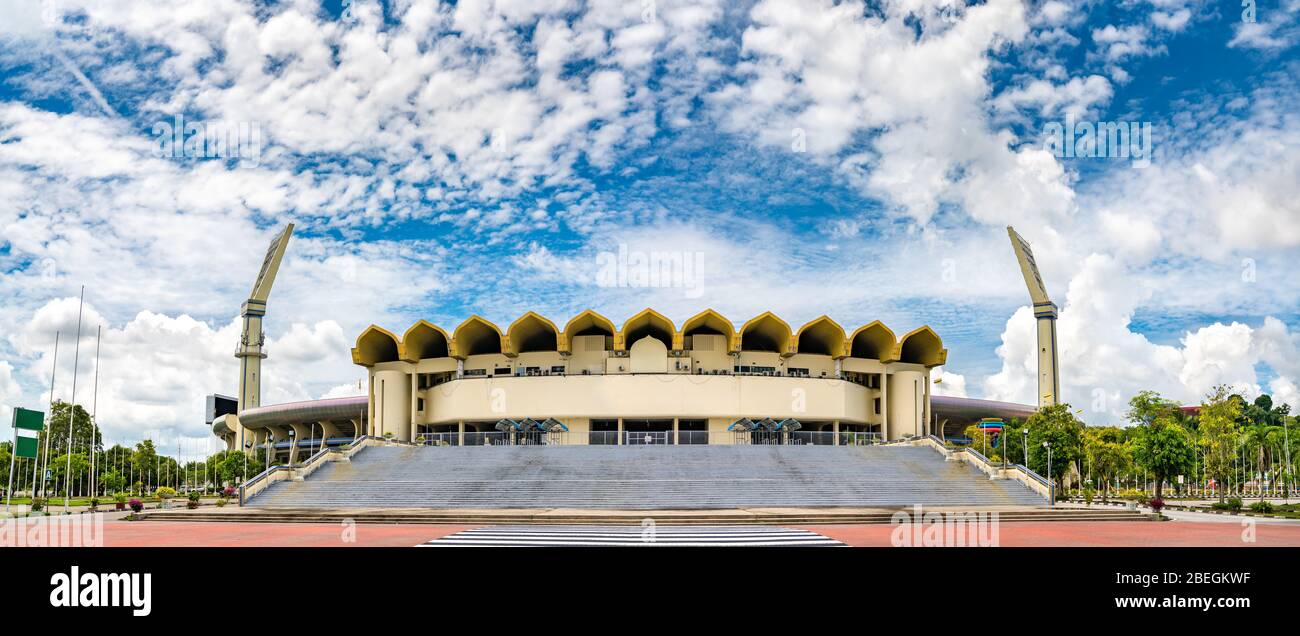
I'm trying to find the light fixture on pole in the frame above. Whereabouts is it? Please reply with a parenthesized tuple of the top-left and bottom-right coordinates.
(1042, 440, 1053, 507)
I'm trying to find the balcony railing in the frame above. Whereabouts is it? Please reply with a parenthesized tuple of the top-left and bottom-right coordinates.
(411, 429, 884, 446)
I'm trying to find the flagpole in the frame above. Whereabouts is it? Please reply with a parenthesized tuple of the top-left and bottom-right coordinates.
(89, 325, 101, 499)
(6, 409, 16, 513)
(38, 331, 60, 501)
(64, 285, 85, 513)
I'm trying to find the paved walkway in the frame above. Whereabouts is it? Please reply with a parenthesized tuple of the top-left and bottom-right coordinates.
(802, 518, 1300, 547)
(81, 516, 1300, 547)
(420, 526, 845, 547)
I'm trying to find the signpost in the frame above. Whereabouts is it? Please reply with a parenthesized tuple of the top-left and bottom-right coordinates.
(7, 407, 45, 513)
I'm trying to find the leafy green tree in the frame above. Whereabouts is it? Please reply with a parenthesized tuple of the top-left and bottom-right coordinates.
(50, 452, 90, 495)
(0, 441, 11, 496)
(1024, 404, 1085, 493)
(40, 401, 102, 457)
(101, 470, 126, 494)
(1127, 390, 1181, 427)
(219, 451, 264, 486)
(1133, 414, 1195, 500)
(132, 440, 158, 488)
(1084, 427, 1131, 500)
(1199, 386, 1243, 503)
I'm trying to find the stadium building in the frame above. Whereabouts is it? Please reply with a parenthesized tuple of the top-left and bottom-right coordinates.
(214, 308, 952, 460)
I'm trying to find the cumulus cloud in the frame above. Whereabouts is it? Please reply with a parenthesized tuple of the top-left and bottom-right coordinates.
(6, 298, 361, 447)
(0, 0, 1296, 449)
(931, 367, 969, 398)
(1229, 0, 1300, 51)
(985, 254, 1300, 422)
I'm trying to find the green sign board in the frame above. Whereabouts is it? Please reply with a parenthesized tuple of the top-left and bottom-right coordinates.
(11, 407, 44, 459)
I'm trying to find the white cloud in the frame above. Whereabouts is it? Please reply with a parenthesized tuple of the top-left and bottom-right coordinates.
(931, 366, 968, 398)
(984, 254, 1298, 424)
(4, 298, 362, 447)
(1229, 0, 1299, 51)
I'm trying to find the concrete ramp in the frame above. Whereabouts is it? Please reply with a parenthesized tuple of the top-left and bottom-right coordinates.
(249, 445, 1045, 510)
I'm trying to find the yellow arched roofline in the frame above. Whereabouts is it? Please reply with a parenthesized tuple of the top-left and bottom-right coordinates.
(352, 325, 402, 367)
(451, 315, 506, 359)
(897, 325, 947, 367)
(400, 320, 451, 362)
(562, 309, 618, 354)
(737, 311, 794, 356)
(506, 311, 562, 355)
(677, 308, 736, 351)
(618, 308, 677, 351)
(848, 320, 899, 362)
(794, 315, 848, 358)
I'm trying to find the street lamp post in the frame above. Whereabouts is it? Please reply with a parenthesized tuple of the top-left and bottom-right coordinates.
(1021, 428, 1029, 467)
(1043, 440, 1053, 507)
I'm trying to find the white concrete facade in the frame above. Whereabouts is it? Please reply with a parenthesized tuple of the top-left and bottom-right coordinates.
(351, 309, 947, 444)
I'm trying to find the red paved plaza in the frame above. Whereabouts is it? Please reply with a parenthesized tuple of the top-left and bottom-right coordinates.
(88, 518, 1300, 547)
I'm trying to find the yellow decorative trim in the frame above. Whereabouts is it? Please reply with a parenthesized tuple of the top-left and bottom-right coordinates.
(794, 315, 848, 359)
(401, 320, 451, 363)
(619, 308, 676, 351)
(506, 311, 562, 355)
(562, 309, 618, 353)
(737, 311, 794, 356)
(848, 320, 898, 362)
(897, 325, 946, 367)
(353, 325, 402, 367)
(678, 308, 736, 352)
(451, 315, 506, 359)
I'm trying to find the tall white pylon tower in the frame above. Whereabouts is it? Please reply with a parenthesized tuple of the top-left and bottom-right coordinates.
(236, 223, 294, 412)
(1007, 226, 1060, 408)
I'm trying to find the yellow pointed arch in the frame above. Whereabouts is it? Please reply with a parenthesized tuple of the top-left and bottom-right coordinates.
(678, 308, 735, 351)
(619, 308, 676, 351)
(401, 320, 451, 362)
(452, 315, 505, 358)
(352, 325, 402, 366)
(795, 315, 847, 358)
(507, 311, 561, 354)
(849, 320, 897, 361)
(738, 311, 793, 355)
(563, 309, 617, 353)
(897, 325, 947, 367)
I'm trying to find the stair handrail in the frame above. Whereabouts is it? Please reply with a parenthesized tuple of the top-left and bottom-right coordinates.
(240, 436, 385, 505)
(947, 444, 1055, 505)
(239, 463, 287, 505)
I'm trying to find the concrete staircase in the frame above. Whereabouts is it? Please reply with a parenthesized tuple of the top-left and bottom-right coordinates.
(144, 507, 1154, 525)
(242, 444, 1046, 510)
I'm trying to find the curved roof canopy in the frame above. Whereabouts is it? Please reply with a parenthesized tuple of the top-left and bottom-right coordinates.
(739, 312, 792, 354)
(354, 311, 944, 369)
(402, 320, 450, 361)
(353, 325, 402, 366)
(236, 396, 368, 430)
(898, 326, 947, 367)
(453, 315, 504, 357)
(507, 311, 560, 354)
(849, 320, 897, 361)
(620, 308, 675, 350)
(679, 308, 735, 351)
(795, 315, 847, 358)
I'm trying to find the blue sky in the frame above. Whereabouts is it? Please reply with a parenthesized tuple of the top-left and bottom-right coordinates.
(0, 0, 1297, 451)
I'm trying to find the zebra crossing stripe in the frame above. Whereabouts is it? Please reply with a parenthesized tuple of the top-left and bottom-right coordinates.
(419, 526, 845, 547)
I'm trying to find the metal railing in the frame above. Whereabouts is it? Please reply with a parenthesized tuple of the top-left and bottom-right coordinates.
(623, 431, 672, 445)
(946, 438, 1055, 505)
(239, 436, 377, 505)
